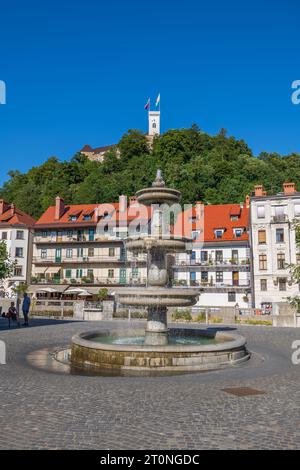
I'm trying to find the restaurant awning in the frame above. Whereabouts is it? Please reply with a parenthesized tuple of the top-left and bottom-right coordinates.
(27, 284, 68, 294)
(34, 267, 48, 274)
(45, 266, 62, 274)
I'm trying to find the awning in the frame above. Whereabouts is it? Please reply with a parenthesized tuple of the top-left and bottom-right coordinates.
(34, 267, 48, 274)
(35, 287, 58, 293)
(27, 284, 68, 294)
(45, 267, 62, 274)
(64, 287, 91, 294)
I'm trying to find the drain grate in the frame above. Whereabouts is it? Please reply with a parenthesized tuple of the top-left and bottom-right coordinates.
(222, 387, 265, 397)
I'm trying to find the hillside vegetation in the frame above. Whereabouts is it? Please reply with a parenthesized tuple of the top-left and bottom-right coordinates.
(1, 126, 300, 219)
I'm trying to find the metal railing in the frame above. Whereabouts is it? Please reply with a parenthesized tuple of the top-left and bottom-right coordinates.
(174, 257, 250, 267)
(33, 254, 147, 263)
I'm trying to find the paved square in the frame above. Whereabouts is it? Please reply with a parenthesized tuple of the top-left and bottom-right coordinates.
(0, 319, 299, 449)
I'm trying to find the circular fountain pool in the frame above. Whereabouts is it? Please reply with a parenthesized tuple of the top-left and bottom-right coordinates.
(71, 328, 250, 373)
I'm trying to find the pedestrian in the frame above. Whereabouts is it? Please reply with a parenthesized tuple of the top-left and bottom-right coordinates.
(22, 293, 31, 326)
(8, 301, 20, 328)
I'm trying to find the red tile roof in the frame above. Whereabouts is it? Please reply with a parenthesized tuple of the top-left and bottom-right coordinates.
(174, 203, 249, 242)
(80, 144, 114, 154)
(35, 201, 151, 227)
(0, 201, 36, 227)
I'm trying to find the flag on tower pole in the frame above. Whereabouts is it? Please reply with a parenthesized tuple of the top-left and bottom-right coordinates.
(144, 97, 150, 110)
(155, 93, 160, 108)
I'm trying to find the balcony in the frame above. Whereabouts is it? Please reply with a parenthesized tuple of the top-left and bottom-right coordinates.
(173, 257, 250, 270)
(271, 215, 289, 224)
(34, 236, 124, 244)
(32, 276, 147, 287)
(33, 254, 147, 264)
(173, 279, 251, 292)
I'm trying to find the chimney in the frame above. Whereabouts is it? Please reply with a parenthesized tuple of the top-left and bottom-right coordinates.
(10, 203, 15, 216)
(254, 185, 266, 197)
(55, 196, 65, 220)
(283, 182, 296, 195)
(0, 199, 9, 216)
(119, 195, 127, 212)
(245, 195, 250, 208)
(94, 206, 99, 222)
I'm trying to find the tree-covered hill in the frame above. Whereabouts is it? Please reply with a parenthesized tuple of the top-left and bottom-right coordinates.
(1, 125, 300, 219)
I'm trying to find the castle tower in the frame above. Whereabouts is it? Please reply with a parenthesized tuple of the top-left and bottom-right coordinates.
(148, 110, 160, 136)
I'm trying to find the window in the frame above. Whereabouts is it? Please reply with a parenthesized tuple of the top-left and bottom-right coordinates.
(215, 250, 223, 263)
(108, 269, 114, 278)
(257, 205, 265, 219)
(15, 247, 23, 258)
(259, 254, 267, 270)
(66, 249, 73, 259)
(191, 231, 199, 240)
(231, 250, 239, 262)
(88, 228, 95, 241)
(77, 248, 83, 258)
(88, 248, 94, 257)
(276, 228, 284, 243)
(277, 253, 285, 270)
(67, 230, 73, 238)
(216, 271, 223, 282)
(294, 204, 300, 217)
(76, 269, 83, 279)
(228, 292, 236, 302)
(258, 230, 266, 244)
(41, 249, 47, 259)
(109, 247, 115, 257)
(279, 278, 287, 291)
(275, 205, 285, 217)
(231, 215, 238, 221)
(14, 266, 22, 277)
(152, 122, 156, 128)
(201, 251, 208, 262)
(132, 268, 139, 279)
(215, 229, 223, 239)
(260, 279, 267, 291)
(1, 232, 7, 240)
(65, 269, 72, 278)
(87, 269, 94, 279)
(201, 271, 208, 282)
(42, 231, 47, 238)
(16, 230, 24, 240)
(234, 228, 243, 238)
(83, 215, 91, 220)
(69, 215, 77, 221)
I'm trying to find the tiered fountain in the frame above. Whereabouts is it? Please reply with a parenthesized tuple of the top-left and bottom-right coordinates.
(71, 171, 249, 374)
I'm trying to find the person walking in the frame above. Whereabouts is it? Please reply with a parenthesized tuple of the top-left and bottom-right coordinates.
(22, 293, 31, 326)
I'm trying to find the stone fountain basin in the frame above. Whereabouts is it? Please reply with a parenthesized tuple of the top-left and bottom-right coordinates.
(71, 328, 250, 373)
(125, 236, 193, 253)
(117, 287, 199, 307)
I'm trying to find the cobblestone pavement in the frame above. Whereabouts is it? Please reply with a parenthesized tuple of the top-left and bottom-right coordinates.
(0, 318, 300, 449)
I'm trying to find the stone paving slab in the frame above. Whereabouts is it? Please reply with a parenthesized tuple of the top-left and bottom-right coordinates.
(0, 319, 299, 449)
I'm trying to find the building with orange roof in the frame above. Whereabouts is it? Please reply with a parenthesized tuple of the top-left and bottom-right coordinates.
(31, 195, 150, 292)
(172, 198, 251, 308)
(0, 200, 36, 297)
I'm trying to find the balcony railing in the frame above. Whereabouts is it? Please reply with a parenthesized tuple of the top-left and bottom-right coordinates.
(32, 276, 147, 286)
(173, 279, 251, 288)
(33, 255, 147, 264)
(174, 257, 250, 267)
(34, 236, 123, 244)
(271, 215, 288, 224)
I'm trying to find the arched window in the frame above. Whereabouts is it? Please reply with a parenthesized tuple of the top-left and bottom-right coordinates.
(152, 122, 156, 128)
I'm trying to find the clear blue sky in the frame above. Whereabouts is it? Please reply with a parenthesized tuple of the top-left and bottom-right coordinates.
(0, 0, 300, 184)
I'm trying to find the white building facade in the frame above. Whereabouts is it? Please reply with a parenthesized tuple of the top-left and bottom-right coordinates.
(0, 200, 35, 297)
(250, 183, 300, 313)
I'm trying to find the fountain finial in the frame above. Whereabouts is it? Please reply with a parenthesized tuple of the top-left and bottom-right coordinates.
(152, 169, 165, 188)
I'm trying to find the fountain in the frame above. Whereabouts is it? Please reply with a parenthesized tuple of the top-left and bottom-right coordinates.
(71, 171, 250, 374)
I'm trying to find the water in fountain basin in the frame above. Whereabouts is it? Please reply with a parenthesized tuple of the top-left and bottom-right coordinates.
(92, 334, 226, 346)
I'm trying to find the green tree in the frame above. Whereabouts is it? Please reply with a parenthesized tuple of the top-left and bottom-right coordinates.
(0, 241, 15, 280)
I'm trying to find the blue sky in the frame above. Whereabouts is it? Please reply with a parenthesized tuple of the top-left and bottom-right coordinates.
(0, 0, 300, 184)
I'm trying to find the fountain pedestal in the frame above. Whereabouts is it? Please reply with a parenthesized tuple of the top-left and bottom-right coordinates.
(144, 306, 168, 346)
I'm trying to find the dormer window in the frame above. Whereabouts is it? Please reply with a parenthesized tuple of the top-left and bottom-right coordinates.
(234, 228, 243, 238)
(231, 215, 238, 221)
(214, 229, 224, 239)
(83, 215, 91, 220)
(69, 215, 77, 221)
